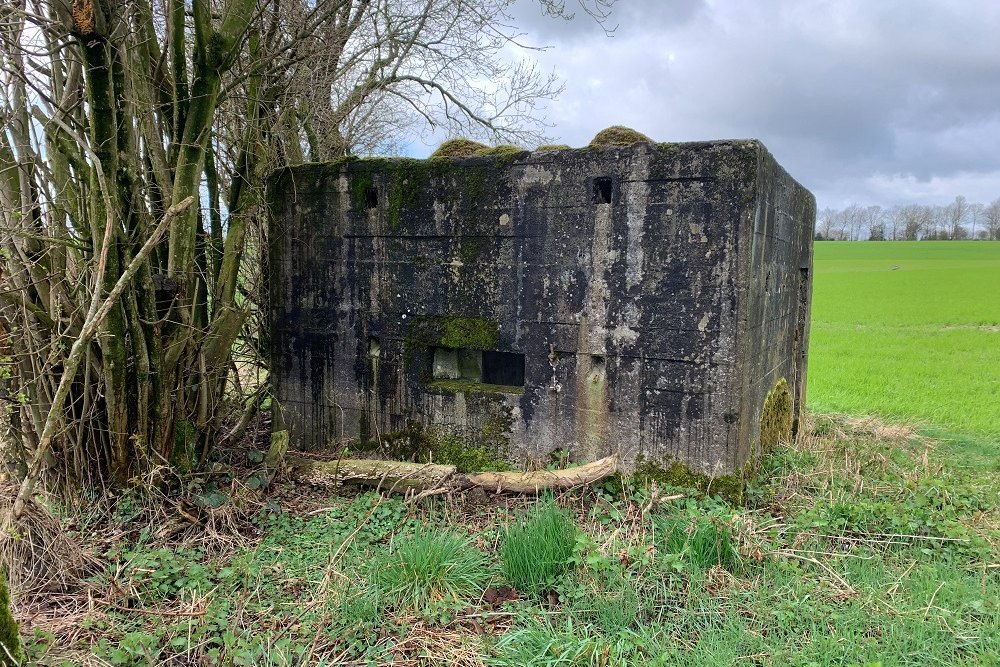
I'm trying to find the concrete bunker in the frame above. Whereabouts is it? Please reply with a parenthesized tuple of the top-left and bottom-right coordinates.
(268, 135, 815, 480)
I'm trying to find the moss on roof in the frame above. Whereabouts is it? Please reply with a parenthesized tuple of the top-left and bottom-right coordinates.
(430, 138, 490, 158)
(589, 126, 653, 147)
(430, 139, 529, 159)
(476, 144, 526, 156)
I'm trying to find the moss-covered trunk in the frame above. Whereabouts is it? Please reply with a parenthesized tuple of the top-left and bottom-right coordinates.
(0, 570, 20, 666)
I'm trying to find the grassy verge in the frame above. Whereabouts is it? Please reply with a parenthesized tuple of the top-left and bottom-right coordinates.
(18, 414, 1000, 666)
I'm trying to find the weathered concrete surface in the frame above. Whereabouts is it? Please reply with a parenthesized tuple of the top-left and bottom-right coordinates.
(268, 140, 815, 476)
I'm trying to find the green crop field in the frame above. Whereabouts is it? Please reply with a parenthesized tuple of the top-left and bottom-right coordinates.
(807, 241, 1000, 451)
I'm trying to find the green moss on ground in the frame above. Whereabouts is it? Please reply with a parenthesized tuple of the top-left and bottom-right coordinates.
(759, 378, 793, 452)
(0, 570, 21, 665)
(536, 144, 572, 151)
(633, 458, 747, 505)
(589, 126, 653, 147)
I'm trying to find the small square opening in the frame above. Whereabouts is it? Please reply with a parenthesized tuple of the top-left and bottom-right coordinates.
(593, 177, 612, 204)
(364, 186, 379, 209)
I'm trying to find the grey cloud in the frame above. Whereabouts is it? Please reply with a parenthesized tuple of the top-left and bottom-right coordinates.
(510, 0, 1000, 207)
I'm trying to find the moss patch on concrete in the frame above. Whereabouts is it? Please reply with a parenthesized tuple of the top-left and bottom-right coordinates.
(633, 458, 747, 505)
(438, 315, 499, 350)
(427, 379, 524, 395)
(589, 126, 653, 147)
(372, 419, 511, 472)
(759, 378, 793, 452)
(0, 570, 21, 664)
(431, 138, 490, 158)
(430, 139, 527, 159)
(350, 169, 375, 211)
(537, 144, 572, 151)
(403, 315, 500, 375)
(477, 144, 526, 156)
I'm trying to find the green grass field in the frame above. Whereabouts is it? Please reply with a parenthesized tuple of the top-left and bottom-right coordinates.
(808, 241, 1000, 447)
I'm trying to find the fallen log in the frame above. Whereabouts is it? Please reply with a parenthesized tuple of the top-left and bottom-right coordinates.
(287, 454, 617, 495)
(290, 458, 457, 493)
(464, 456, 618, 494)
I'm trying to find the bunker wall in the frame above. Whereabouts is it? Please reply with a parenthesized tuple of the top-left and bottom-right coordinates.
(269, 141, 814, 476)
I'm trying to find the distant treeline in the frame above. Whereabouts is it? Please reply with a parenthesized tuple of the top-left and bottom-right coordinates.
(815, 196, 1000, 241)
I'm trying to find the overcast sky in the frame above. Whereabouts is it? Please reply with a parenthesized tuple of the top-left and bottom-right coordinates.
(428, 0, 1000, 211)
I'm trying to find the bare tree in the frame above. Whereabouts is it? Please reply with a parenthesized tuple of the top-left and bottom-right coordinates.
(986, 198, 1000, 241)
(886, 205, 907, 240)
(0, 0, 600, 506)
(856, 205, 883, 240)
(944, 195, 970, 240)
(816, 207, 837, 240)
(968, 203, 985, 240)
(900, 204, 933, 240)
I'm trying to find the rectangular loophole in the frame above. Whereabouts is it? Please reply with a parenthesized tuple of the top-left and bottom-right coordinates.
(364, 186, 379, 209)
(593, 177, 612, 204)
(432, 347, 524, 389)
(482, 351, 525, 386)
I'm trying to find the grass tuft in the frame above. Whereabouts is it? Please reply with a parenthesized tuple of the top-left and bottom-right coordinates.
(500, 500, 578, 596)
(370, 526, 488, 614)
(656, 516, 743, 573)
